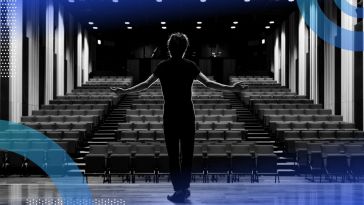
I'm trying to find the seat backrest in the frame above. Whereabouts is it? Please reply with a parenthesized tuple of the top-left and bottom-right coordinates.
(336, 131, 353, 139)
(46, 131, 63, 139)
(229, 122, 245, 130)
(111, 144, 131, 155)
(321, 144, 341, 154)
(89, 145, 108, 154)
(318, 131, 336, 139)
(31, 142, 49, 150)
(301, 131, 318, 139)
(208, 144, 226, 154)
(344, 145, 363, 154)
(119, 123, 133, 130)
(135, 145, 155, 155)
(307, 143, 323, 152)
(254, 145, 274, 154)
(12, 141, 30, 151)
(231, 145, 250, 154)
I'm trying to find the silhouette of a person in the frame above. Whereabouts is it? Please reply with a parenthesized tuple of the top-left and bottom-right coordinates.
(111, 32, 247, 203)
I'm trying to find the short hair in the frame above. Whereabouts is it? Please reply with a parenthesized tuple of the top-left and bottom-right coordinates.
(167, 32, 189, 58)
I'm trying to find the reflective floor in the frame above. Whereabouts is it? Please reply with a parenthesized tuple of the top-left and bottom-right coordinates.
(0, 177, 363, 205)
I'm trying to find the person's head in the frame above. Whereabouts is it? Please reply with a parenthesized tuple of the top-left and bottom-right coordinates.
(167, 32, 189, 58)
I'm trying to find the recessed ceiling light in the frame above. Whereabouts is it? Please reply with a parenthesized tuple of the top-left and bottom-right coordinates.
(127, 26, 133, 30)
(231, 26, 236, 29)
(196, 26, 202, 29)
(197, 21, 202, 24)
(125, 21, 130, 25)
(88, 22, 94, 25)
(161, 21, 166, 25)
(162, 26, 167, 30)
(265, 26, 270, 29)
(269, 21, 275, 24)
(93, 26, 98, 30)
(233, 21, 239, 24)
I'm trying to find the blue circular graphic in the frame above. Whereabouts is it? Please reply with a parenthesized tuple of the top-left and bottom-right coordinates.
(334, 0, 364, 18)
(297, 0, 364, 51)
(0, 120, 93, 205)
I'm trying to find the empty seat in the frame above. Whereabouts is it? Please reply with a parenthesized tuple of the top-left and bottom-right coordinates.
(155, 130, 165, 142)
(321, 144, 348, 178)
(119, 131, 137, 142)
(133, 145, 157, 180)
(206, 144, 229, 180)
(254, 145, 279, 183)
(46, 131, 63, 140)
(229, 122, 244, 130)
(208, 131, 224, 141)
(301, 131, 318, 140)
(46, 149, 66, 175)
(318, 131, 336, 141)
(138, 131, 155, 142)
(307, 143, 324, 181)
(149, 123, 163, 131)
(198, 123, 213, 131)
(85, 145, 108, 179)
(344, 145, 364, 178)
(109, 144, 132, 179)
(119, 123, 133, 131)
(192, 144, 206, 178)
(225, 131, 243, 142)
(156, 145, 170, 179)
(195, 130, 207, 142)
(230, 144, 254, 182)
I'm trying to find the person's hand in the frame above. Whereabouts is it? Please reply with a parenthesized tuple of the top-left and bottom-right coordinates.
(232, 82, 248, 92)
(110, 87, 127, 95)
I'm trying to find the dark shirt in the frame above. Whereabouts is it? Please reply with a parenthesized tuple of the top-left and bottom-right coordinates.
(153, 58, 201, 117)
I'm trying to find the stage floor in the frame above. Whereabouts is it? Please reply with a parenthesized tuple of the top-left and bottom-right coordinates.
(0, 177, 363, 205)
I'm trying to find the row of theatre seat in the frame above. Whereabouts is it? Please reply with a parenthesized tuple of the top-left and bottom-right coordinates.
(293, 142, 364, 181)
(231, 76, 364, 180)
(85, 142, 279, 183)
(116, 130, 246, 143)
(12, 77, 133, 162)
(126, 115, 236, 123)
(0, 139, 70, 176)
(132, 104, 232, 110)
(127, 109, 236, 116)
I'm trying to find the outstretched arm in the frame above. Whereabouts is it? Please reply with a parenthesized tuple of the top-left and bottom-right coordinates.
(196, 72, 248, 92)
(110, 74, 158, 95)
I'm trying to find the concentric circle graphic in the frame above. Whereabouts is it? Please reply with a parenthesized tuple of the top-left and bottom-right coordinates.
(297, 0, 364, 51)
(0, 120, 94, 205)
